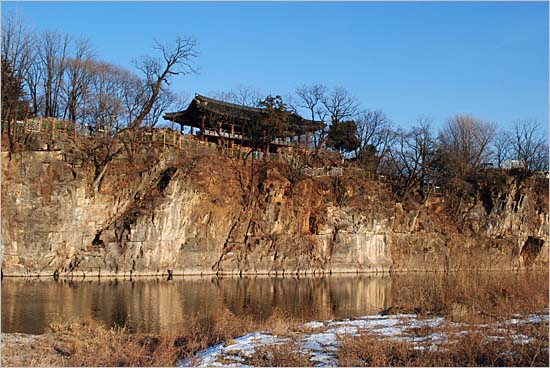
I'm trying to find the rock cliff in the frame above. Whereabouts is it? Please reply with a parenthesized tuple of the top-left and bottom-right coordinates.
(1, 140, 548, 277)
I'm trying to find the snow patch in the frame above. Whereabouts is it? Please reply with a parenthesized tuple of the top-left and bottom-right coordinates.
(180, 311, 549, 367)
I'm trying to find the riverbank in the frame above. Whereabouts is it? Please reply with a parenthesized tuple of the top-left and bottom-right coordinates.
(3, 266, 540, 278)
(2, 310, 548, 367)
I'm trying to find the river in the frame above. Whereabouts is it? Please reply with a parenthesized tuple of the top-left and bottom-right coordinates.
(2, 271, 547, 335)
(2, 275, 392, 334)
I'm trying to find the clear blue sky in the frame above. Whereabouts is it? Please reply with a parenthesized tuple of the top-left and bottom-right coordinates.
(2, 1, 548, 132)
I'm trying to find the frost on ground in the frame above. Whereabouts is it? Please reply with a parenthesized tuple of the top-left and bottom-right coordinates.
(180, 312, 549, 367)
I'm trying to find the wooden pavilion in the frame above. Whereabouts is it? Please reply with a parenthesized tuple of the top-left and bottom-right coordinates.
(163, 94, 324, 153)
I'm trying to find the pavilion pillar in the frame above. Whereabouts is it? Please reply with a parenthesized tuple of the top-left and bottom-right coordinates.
(230, 124, 235, 148)
(201, 116, 206, 142)
(217, 122, 222, 145)
(305, 132, 310, 148)
(190, 126, 194, 136)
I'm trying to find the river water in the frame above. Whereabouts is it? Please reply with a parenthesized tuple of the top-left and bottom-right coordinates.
(2, 272, 546, 335)
(1, 275, 392, 334)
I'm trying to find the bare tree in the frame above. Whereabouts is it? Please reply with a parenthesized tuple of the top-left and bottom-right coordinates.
(294, 83, 329, 150)
(86, 36, 199, 191)
(142, 87, 177, 128)
(386, 118, 437, 201)
(491, 129, 513, 168)
(212, 85, 263, 107)
(24, 55, 43, 117)
(84, 61, 126, 133)
(295, 84, 328, 122)
(80, 60, 138, 190)
(38, 30, 70, 118)
(438, 114, 496, 175)
(512, 120, 548, 171)
(1, 12, 33, 122)
(131, 35, 198, 130)
(532, 141, 549, 172)
(354, 109, 393, 171)
(119, 71, 147, 128)
(322, 86, 359, 124)
(232, 85, 263, 107)
(62, 37, 93, 122)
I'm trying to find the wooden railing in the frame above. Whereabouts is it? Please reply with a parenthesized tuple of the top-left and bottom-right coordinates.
(2, 118, 79, 140)
(0, 118, 221, 149)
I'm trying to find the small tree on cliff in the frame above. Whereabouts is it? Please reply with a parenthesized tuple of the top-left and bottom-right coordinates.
(242, 95, 290, 205)
(254, 95, 289, 152)
(326, 120, 360, 155)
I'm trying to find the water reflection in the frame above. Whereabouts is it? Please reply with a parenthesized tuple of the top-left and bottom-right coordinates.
(1, 275, 391, 334)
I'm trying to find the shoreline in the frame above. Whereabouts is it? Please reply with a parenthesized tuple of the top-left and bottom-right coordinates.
(2, 310, 548, 366)
(1, 266, 540, 280)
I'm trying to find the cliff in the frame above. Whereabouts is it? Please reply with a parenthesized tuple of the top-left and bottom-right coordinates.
(1, 138, 548, 277)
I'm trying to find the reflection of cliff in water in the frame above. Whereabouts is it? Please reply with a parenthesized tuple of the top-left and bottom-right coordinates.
(220, 276, 391, 321)
(1, 276, 392, 334)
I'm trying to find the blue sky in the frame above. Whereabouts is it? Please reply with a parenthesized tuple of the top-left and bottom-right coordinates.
(2, 1, 548, 132)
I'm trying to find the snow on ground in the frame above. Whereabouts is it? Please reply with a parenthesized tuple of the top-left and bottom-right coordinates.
(180, 312, 549, 367)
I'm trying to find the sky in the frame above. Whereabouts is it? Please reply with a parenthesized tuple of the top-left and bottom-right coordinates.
(2, 1, 549, 132)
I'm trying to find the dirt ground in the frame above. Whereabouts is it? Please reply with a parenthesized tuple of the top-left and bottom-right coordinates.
(1, 333, 65, 366)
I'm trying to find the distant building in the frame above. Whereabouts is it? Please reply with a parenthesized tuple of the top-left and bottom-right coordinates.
(163, 94, 324, 153)
(502, 160, 523, 169)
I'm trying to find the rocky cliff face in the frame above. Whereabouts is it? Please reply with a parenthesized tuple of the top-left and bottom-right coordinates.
(2, 141, 548, 277)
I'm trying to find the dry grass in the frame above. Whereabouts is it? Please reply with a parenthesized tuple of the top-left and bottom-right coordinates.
(336, 271, 549, 367)
(246, 343, 314, 367)
(388, 271, 549, 321)
(1, 307, 304, 367)
(337, 321, 549, 367)
(46, 317, 179, 367)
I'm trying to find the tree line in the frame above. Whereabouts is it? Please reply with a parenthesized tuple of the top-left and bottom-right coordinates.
(1, 12, 196, 135)
(213, 84, 548, 200)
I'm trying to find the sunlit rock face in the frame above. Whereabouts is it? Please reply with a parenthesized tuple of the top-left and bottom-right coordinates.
(1, 145, 547, 276)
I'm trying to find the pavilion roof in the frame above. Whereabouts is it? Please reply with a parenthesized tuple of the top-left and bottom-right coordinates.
(163, 94, 325, 135)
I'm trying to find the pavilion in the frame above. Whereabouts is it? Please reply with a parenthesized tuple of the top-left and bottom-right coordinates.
(163, 94, 324, 153)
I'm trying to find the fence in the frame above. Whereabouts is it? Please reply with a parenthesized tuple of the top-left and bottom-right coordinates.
(1, 118, 221, 149)
(2, 118, 79, 140)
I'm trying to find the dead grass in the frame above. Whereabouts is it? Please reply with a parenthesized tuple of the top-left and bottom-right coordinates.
(388, 271, 549, 321)
(246, 343, 314, 367)
(1, 307, 305, 367)
(264, 308, 305, 336)
(338, 321, 549, 367)
(46, 317, 179, 367)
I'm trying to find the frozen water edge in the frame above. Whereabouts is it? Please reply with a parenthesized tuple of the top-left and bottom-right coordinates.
(180, 312, 549, 367)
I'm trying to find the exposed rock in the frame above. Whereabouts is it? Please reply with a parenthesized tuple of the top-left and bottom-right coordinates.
(1, 145, 548, 277)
